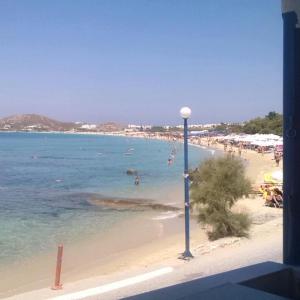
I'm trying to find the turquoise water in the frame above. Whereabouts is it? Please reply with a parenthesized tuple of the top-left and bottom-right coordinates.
(0, 132, 212, 265)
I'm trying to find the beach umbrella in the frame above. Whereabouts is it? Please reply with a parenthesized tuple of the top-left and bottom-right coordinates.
(272, 170, 283, 182)
(266, 134, 281, 140)
(251, 140, 273, 147)
(264, 170, 283, 184)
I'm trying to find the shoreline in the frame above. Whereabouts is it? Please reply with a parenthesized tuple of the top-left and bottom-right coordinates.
(0, 133, 204, 298)
(0, 212, 198, 297)
(1, 134, 283, 299)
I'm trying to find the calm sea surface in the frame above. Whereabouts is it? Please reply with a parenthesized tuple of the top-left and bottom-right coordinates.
(0, 132, 212, 265)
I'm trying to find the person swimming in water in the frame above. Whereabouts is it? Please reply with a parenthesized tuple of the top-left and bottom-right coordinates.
(135, 176, 140, 185)
(168, 156, 174, 165)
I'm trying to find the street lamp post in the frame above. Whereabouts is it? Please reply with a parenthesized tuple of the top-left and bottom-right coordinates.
(180, 107, 193, 259)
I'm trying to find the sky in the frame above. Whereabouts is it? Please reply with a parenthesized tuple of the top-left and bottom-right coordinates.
(0, 0, 283, 125)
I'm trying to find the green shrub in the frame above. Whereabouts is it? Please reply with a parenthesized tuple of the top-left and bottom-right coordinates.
(190, 155, 252, 240)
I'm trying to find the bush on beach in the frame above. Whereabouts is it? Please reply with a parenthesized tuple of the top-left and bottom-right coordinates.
(190, 155, 252, 240)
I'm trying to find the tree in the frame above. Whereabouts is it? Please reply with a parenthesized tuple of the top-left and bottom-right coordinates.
(213, 112, 283, 136)
(190, 155, 252, 240)
(242, 112, 282, 136)
(150, 126, 166, 132)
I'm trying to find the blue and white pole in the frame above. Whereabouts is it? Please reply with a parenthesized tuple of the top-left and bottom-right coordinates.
(282, 0, 300, 265)
(180, 107, 193, 259)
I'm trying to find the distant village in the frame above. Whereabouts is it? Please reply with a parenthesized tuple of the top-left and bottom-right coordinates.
(0, 112, 282, 138)
(0, 113, 223, 135)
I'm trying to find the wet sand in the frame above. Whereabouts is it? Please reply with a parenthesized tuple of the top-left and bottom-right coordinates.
(0, 192, 195, 298)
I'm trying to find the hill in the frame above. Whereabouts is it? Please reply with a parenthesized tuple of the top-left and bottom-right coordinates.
(97, 122, 125, 132)
(0, 114, 76, 131)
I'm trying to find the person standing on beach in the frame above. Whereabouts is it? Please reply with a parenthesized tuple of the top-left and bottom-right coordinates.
(275, 152, 281, 167)
(238, 144, 242, 157)
(243, 142, 247, 153)
(228, 144, 234, 155)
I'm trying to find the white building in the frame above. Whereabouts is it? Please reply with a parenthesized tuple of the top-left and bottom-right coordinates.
(127, 124, 152, 130)
(80, 124, 97, 130)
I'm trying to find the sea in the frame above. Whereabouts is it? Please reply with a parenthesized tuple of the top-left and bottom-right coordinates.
(0, 132, 213, 268)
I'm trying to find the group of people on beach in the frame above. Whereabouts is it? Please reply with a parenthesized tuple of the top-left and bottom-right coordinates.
(223, 142, 245, 157)
(259, 184, 283, 208)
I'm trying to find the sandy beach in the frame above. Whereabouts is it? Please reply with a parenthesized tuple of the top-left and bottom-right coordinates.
(1, 140, 283, 299)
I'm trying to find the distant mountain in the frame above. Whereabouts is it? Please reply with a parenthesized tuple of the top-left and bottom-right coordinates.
(97, 122, 125, 132)
(0, 114, 125, 132)
(0, 114, 76, 131)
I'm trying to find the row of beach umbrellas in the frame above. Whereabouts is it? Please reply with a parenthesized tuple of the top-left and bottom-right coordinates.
(219, 134, 283, 147)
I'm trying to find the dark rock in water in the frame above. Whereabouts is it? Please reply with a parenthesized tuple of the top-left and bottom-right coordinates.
(126, 169, 138, 175)
(88, 196, 181, 212)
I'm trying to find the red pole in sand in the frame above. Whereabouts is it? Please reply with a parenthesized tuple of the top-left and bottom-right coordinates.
(52, 244, 63, 290)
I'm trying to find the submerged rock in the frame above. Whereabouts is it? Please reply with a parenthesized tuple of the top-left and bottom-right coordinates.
(126, 169, 138, 175)
(88, 196, 180, 212)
